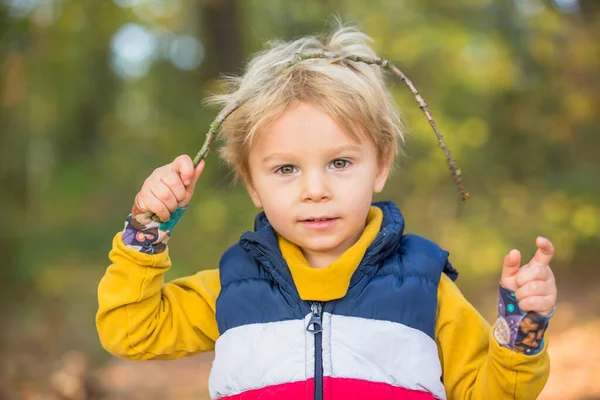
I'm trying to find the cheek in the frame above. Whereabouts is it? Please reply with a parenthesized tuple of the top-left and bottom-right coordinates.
(262, 200, 295, 236)
(260, 184, 302, 224)
(335, 172, 377, 201)
(348, 190, 375, 211)
(255, 181, 297, 212)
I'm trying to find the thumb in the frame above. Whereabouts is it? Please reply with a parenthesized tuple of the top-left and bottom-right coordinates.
(500, 249, 521, 292)
(185, 159, 205, 195)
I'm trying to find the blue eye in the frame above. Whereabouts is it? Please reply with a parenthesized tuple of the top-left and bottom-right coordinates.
(330, 159, 350, 169)
(276, 165, 297, 175)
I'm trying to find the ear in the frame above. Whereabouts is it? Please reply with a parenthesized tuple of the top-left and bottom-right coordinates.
(241, 171, 263, 208)
(373, 150, 393, 194)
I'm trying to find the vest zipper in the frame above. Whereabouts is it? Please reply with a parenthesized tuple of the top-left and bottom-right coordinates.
(306, 301, 324, 400)
(248, 242, 325, 398)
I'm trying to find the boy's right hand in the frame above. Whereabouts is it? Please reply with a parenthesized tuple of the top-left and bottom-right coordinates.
(134, 155, 205, 223)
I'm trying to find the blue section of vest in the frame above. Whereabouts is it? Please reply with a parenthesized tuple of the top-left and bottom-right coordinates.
(215, 201, 458, 339)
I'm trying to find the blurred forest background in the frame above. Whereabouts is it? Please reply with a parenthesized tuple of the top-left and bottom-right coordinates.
(1, 0, 599, 399)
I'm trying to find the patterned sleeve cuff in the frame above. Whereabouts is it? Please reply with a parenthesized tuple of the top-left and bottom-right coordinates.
(493, 285, 553, 356)
(121, 202, 188, 255)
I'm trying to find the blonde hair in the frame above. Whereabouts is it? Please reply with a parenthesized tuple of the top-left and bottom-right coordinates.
(206, 21, 405, 181)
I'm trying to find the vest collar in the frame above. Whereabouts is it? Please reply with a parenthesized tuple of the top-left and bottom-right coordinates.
(239, 201, 405, 290)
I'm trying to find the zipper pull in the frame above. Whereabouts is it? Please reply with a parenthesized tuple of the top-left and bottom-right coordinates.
(306, 302, 323, 334)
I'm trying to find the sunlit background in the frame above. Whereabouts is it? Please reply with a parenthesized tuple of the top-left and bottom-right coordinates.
(1, 0, 598, 398)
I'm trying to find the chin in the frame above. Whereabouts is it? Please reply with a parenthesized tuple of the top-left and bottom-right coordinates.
(299, 237, 344, 253)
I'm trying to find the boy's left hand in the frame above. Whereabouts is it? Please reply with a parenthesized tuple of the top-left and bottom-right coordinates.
(500, 237, 557, 316)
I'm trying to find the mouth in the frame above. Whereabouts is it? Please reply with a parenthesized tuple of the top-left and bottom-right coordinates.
(299, 216, 339, 229)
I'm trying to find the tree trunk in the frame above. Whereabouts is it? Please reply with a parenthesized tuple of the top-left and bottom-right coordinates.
(0, 11, 30, 355)
(201, 0, 243, 77)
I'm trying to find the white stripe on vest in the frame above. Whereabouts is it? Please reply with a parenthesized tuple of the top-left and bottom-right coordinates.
(209, 313, 446, 399)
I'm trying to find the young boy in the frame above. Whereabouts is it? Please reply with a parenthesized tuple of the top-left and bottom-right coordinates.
(97, 24, 557, 400)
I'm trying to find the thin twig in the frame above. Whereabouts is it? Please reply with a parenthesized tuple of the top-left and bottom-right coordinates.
(151, 51, 470, 223)
(192, 100, 242, 166)
(194, 51, 469, 201)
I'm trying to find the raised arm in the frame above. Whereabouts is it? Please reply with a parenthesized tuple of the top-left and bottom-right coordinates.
(96, 155, 221, 360)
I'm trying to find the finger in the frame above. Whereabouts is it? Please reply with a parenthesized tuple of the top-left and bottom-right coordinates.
(529, 236, 555, 268)
(134, 192, 151, 213)
(185, 159, 205, 194)
(515, 279, 553, 301)
(149, 183, 178, 212)
(171, 155, 195, 185)
(139, 192, 171, 222)
(501, 249, 521, 281)
(518, 295, 555, 314)
(160, 172, 187, 203)
(516, 263, 552, 288)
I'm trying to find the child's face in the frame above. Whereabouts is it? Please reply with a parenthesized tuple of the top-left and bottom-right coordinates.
(246, 102, 391, 262)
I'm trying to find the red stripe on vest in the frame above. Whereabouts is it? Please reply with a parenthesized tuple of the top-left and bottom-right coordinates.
(221, 377, 437, 399)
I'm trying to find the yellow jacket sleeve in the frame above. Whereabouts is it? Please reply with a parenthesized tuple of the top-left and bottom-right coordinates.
(436, 273, 550, 399)
(96, 232, 221, 360)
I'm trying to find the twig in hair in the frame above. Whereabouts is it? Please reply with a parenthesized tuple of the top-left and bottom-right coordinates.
(192, 51, 470, 201)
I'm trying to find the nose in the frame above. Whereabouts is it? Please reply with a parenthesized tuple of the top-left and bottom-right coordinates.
(300, 169, 331, 203)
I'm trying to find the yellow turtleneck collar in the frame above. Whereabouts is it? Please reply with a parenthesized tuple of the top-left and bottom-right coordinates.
(277, 206, 383, 301)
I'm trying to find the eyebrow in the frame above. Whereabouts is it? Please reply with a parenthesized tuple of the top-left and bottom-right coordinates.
(261, 144, 362, 164)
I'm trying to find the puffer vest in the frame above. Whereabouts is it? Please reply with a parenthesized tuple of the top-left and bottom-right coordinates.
(209, 201, 457, 400)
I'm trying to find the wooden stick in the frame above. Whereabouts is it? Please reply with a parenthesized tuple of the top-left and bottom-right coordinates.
(194, 50, 470, 201)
